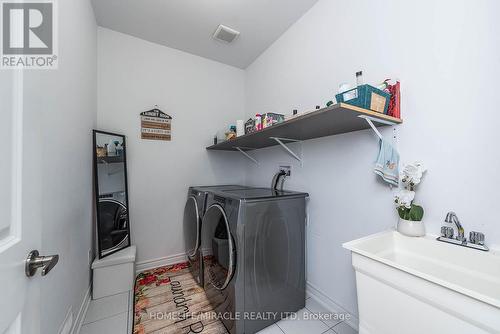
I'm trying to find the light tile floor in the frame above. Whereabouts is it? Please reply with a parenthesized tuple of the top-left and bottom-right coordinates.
(258, 297, 358, 334)
(80, 291, 133, 334)
(80, 293, 357, 334)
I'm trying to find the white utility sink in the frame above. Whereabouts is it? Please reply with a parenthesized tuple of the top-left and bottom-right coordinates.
(344, 230, 500, 334)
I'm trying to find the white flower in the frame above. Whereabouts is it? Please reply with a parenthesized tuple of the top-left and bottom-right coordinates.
(394, 189, 415, 208)
(401, 161, 426, 188)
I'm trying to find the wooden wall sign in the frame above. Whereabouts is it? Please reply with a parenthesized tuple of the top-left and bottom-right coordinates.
(140, 107, 172, 141)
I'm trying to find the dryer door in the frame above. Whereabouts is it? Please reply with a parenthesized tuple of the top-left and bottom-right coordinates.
(183, 196, 200, 259)
(202, 204, 236, 290)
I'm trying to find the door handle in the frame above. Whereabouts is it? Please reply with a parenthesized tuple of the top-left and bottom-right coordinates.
(25, 250, 59, 277)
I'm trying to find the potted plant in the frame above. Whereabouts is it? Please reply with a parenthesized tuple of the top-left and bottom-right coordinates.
(394, 162, 427, 237)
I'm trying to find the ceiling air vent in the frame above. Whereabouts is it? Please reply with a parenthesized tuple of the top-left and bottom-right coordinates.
(213, 24, 240, 43)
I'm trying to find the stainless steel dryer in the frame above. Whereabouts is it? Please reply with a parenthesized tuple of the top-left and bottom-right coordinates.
(183, 185, 248, 286)
(201, 187, 308, 334)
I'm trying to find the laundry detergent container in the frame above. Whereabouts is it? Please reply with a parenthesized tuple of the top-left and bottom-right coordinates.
(91, 245, 136, 299)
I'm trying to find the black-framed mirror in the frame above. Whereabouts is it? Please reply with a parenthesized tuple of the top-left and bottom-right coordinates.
(93, 130, 131, 259)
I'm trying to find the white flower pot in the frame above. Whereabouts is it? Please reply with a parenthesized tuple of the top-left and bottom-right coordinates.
(397, 218, 425, 237)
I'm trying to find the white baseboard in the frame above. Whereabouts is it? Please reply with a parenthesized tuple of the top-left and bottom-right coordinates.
(135, 252, 187, 273)
(306, 281, 359, 331)
(71, 285, 91, 334)
(59, 307, 73, 334)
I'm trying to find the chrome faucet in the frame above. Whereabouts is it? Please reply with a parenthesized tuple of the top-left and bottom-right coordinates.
(444, 211, 465, 243)
(437, 211, 488, 251)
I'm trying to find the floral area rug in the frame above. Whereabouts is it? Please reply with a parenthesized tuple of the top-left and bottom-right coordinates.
(134, 262, 229, 334)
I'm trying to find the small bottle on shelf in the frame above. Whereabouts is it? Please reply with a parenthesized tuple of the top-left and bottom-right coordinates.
(255, 114, 262, 131)
(356, 71, 363, 87)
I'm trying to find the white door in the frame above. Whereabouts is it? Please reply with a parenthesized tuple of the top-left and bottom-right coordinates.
(0, 70, 53, 333)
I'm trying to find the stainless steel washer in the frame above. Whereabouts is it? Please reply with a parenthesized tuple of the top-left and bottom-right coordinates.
(201, 187, 308, 334)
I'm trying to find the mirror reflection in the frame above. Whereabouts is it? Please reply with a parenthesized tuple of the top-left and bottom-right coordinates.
(93, 130, 131, 258)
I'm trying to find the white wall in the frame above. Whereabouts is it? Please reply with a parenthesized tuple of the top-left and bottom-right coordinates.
(97, 28, 246, 264)
(244, 0, 500, 319)
(23, 0, 98, 332)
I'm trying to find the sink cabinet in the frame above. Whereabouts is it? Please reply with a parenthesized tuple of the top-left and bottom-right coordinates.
(344, 231, 500, 334)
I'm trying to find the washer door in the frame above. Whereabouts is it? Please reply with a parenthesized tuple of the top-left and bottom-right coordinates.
(202, 204, 235, 290)
(183, 196, 200, 259)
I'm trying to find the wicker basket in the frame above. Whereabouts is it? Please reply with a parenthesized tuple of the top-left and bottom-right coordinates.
(96, 146, 107, 157)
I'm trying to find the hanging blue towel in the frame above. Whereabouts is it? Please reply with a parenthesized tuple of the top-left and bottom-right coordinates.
(374, 139, 399, 186)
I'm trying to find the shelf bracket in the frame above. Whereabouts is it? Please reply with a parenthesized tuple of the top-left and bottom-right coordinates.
(365, 118, 383, 140)
(358, 115, 398, 126)
(358, 115, 397, 140)
(235, 147, 259, 165)
(270, 137, 302, 162)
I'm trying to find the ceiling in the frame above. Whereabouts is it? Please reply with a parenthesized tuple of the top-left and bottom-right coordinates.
(91, 0, 319, 69)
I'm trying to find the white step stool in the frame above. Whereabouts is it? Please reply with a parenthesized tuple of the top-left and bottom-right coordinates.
(91, 245, 136, 299)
